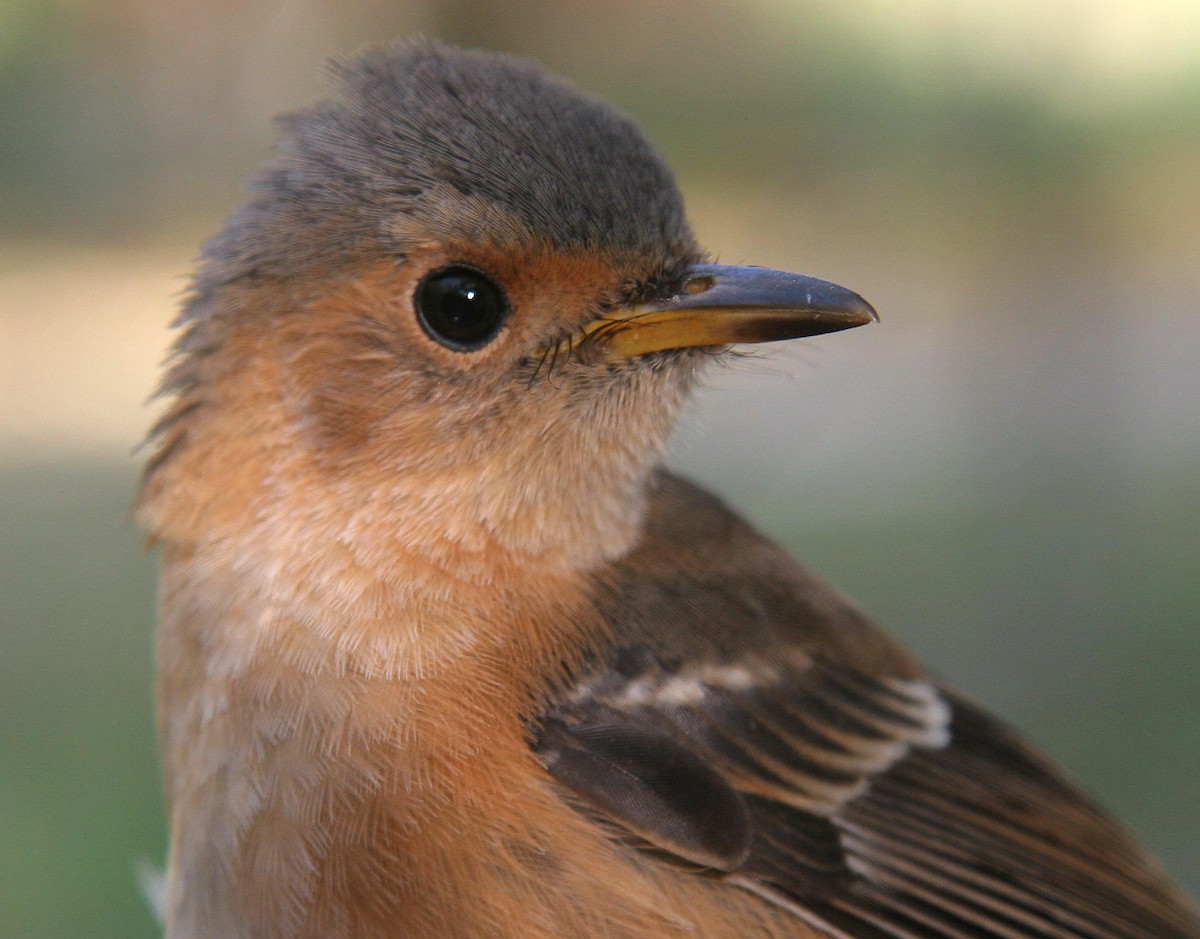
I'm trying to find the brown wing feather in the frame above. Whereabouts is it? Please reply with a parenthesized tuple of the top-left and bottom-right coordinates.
(532, 471, 1200, 939)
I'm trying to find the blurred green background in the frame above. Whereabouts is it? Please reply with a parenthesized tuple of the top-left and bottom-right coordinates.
(1, 2, 1197, 936)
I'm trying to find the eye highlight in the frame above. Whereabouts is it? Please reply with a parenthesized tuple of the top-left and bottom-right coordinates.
(414, 265, 509, 352)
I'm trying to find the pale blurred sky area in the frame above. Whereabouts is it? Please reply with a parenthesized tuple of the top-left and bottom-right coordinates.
(1, 3, 1197, 938)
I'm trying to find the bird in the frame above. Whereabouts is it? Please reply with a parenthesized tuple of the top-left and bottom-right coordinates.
(137, 38, 1200, 939)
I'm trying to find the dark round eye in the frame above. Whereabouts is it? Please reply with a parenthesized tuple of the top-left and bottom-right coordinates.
(414, 265, 509, 352)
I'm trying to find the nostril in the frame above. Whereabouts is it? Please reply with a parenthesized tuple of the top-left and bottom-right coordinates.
(683, 274, 715, 295)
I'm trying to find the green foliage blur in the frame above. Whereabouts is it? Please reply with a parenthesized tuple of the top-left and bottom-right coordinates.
(1, 2, 1197, 937)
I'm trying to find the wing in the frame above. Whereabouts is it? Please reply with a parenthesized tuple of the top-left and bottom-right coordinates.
(532, 472, 1200, 939)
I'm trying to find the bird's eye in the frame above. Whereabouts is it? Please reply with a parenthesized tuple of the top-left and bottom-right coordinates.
(414, 265, 509, 352)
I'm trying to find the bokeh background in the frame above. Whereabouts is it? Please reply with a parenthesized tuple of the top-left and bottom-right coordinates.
(2, 1, 1197, 936)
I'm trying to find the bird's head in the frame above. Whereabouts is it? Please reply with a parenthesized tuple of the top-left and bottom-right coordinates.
(139, 40, 874, 576)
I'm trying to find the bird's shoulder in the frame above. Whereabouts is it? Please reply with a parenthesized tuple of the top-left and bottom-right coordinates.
(532, 470, 1200, 939)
